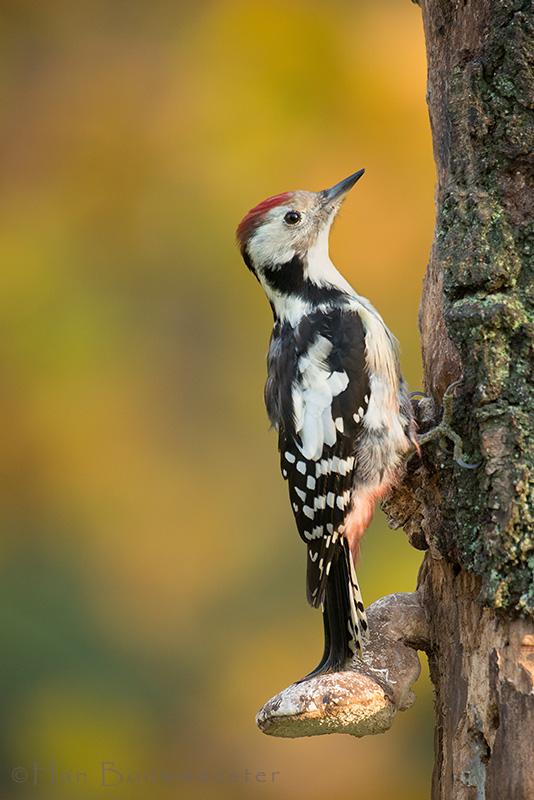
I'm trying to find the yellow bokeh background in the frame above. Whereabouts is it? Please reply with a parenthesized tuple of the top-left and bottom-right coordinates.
(0, 1, 436, 798)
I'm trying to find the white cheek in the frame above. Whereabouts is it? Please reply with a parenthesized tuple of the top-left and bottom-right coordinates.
(248, 222, 295, 265)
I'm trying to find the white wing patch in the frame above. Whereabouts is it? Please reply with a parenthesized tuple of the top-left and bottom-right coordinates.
(292, 335, 349, 460)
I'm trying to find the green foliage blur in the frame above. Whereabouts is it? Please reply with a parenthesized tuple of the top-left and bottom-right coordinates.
(0, 1, 435, 798)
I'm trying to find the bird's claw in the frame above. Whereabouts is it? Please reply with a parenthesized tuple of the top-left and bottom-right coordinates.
(415, 376, 481, 469)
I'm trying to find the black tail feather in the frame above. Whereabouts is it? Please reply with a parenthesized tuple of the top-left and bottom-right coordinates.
(297, 540, 364, 683)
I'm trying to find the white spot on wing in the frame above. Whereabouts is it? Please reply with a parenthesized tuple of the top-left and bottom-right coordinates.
(292, 335, 349, 460)
(303, 505, 314, 519)
(336, 490, 352, 510)
(327, 371, 350, 396)
(321, 406, 337, 448)
(314, 495, 326, 511)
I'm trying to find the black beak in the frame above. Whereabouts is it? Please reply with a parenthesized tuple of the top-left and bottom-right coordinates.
(322, 169, 365, 204)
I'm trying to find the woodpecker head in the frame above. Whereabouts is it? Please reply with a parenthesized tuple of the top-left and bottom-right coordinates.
(236, 170, 365, 317)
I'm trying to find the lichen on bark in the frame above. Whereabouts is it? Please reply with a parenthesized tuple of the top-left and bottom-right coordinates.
(420, 0, 534, 617)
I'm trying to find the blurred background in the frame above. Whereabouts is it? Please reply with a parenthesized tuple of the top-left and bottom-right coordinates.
(0, 0, 436, 797)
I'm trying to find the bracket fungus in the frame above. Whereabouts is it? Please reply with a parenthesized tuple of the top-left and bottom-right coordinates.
(256, 591, 428, 738)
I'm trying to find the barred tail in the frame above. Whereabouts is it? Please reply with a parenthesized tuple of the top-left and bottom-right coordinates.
(342, 537, 369, 655)
(298, 538, 367, 682)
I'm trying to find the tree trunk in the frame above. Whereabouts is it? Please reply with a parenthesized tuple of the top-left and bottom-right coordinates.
(415, 1, 534, 797)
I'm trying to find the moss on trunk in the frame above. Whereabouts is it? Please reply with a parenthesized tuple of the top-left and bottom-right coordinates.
(419, 0, 534, 615)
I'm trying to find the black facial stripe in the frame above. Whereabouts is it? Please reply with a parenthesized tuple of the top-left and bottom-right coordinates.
(262, 255, 347, 306)
(262, 254, 305, 295)
(241, 247, 257, 277)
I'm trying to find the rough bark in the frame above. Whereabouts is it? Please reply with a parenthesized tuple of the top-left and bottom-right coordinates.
(412, 1, 534, 797)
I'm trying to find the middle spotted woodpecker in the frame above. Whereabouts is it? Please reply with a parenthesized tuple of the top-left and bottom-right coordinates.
(237, 171, 419, 680)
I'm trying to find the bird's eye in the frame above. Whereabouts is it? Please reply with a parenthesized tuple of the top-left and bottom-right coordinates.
(284, 211, 301, 225)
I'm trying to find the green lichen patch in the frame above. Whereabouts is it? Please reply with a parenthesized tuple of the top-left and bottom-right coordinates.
(439, 193, 521, 299)
(430, 1, 534, 617)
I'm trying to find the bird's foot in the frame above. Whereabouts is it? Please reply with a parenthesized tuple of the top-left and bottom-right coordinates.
(414, 377, 481, 469)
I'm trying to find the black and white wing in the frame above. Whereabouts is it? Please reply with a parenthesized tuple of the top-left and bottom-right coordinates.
(277, 307, 370, 612)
